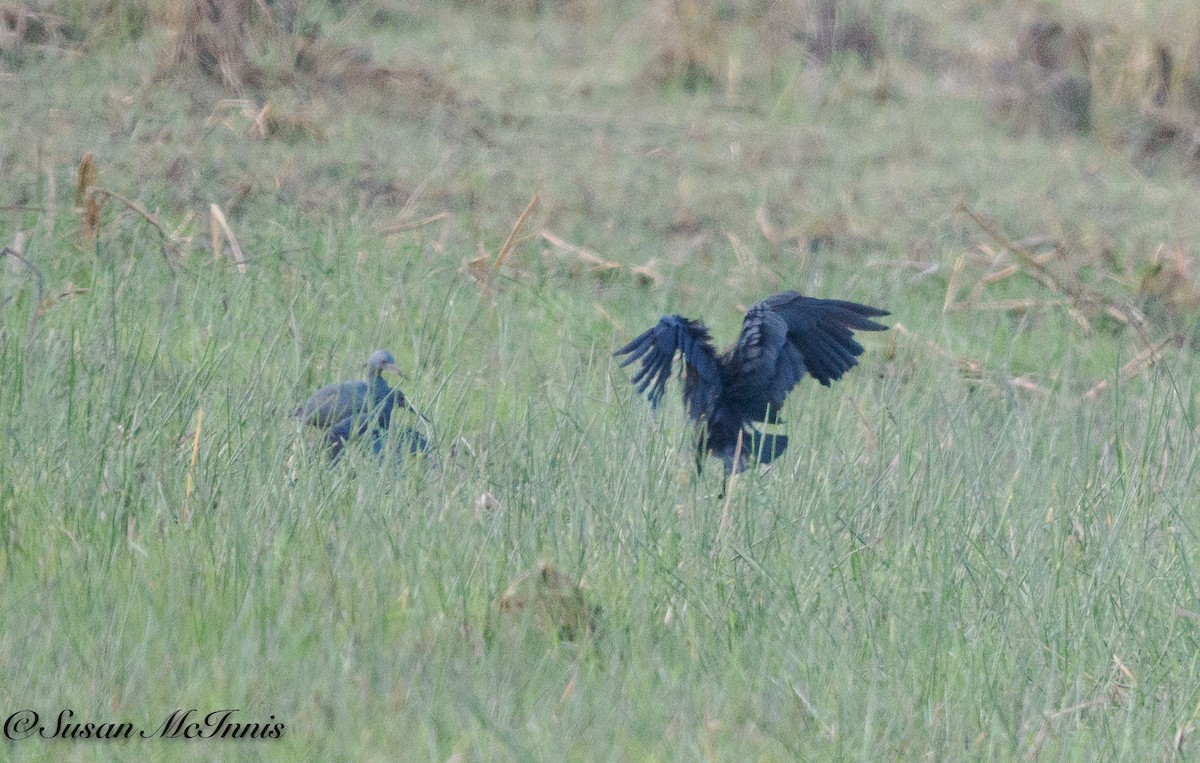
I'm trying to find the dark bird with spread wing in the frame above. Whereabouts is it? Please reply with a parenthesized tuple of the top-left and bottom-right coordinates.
(615, 291, 889, 478)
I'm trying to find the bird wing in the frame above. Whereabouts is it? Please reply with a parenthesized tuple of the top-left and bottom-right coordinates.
(614, 315, 720, 413)
(298, 380, 369, 429)
(727, 291, 889, 422)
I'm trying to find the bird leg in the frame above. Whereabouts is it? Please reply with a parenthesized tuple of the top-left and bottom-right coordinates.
(717, 428, 746, 500)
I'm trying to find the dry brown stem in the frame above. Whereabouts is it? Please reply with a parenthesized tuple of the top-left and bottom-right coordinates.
(494, 193, 539, 270)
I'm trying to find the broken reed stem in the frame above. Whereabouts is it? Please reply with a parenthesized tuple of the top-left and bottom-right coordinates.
(960, 203, 1062, 292)
(494, 192, 539, 270)
(542, 230, 614, 270)
(959, 203, 1146, 330)
(210, 203, 247, 273)
(1081, 334, 1183, 401)
(88, 187, 184, 266)
(541, 229, 659, 285)
(91, 189, 172, 243)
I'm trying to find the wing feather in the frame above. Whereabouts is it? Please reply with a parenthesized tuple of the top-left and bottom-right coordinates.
(615, 315, 720, 411)
(728, 291, 889, 421)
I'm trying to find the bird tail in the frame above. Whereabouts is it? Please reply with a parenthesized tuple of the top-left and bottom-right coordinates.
(723, 429, 790, 473)
(748, 431, 789, 465)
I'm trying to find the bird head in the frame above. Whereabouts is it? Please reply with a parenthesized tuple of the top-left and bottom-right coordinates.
(366, 349, 403, 377)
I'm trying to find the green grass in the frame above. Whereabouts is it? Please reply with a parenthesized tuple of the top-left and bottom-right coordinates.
(4, 0, 1200, 759)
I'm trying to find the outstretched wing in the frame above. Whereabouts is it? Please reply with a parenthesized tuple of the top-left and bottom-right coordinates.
(614, 315, 720, 414)
(727, 291, 889, 422)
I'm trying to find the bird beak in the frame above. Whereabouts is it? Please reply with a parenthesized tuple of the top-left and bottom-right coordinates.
(384, 361, 406, 378)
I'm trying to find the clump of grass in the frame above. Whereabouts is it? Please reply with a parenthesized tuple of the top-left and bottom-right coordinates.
(1137, 243, 1200, 326)
(166, 0, 284, 89)
(0, 3, 68, 59)
(638, 0, 727, 91)
(162, 0, 464, 124)
(987, 15, 1094, 136)
(491, 560, 599, 642)
(206, 98, 325, 142)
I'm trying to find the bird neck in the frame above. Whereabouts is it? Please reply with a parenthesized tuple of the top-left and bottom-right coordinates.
(371, 373, 390, 401)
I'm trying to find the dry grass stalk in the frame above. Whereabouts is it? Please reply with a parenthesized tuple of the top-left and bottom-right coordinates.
(2, 242, 47, 345)
(789, 683, 836, 741)
(959, 203, 1147, 331)
(893, 323, 949, 361)
(893, 323, 1007, 395)
(1138, 243, 1200, 316)
(494, 192, 539, 270)
(250, 102, 270, 139)
(209, 203, 247, 273)
(1009, 376, 1048, 395)
(962, 205, 1067, 290)
(755, 207, 780, 252)
(182, 407, 204, 525)
(1174, 606, 1200, 624)
(1175, 725, 1192, 756)
(541, 230, 659, 286)
(943, 254, 965, 311)
(462, 242, 494, 293)
(966, 298, 1065, 314)
(727, 231, 779, 289)
(1023, 654, 1134, 760)
(1080, 333, 1183, 401)
(980, 263, 1021, 288)
(593, 302, 623, 334)
(93, 189, 169, 240)
(74, 153, 102, 243)
(206, 99, 324, 141)
(260, 102, 324, 141)
(379, 211, 451, 236)
(74, 152, 95, 207)
(34, 284, 89, 322)
(1, 243, 42, 299)
(82, 194, 102, 244)
(90, 188, 183, 265)
(955, 262, 1027, 308)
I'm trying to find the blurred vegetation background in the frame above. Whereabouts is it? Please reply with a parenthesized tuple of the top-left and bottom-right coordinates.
(6, 0, 1200, 346)
(5, 0, 1200, 759)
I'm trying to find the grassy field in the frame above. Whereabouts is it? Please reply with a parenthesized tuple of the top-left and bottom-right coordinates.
(4, 0, 1200, 759)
